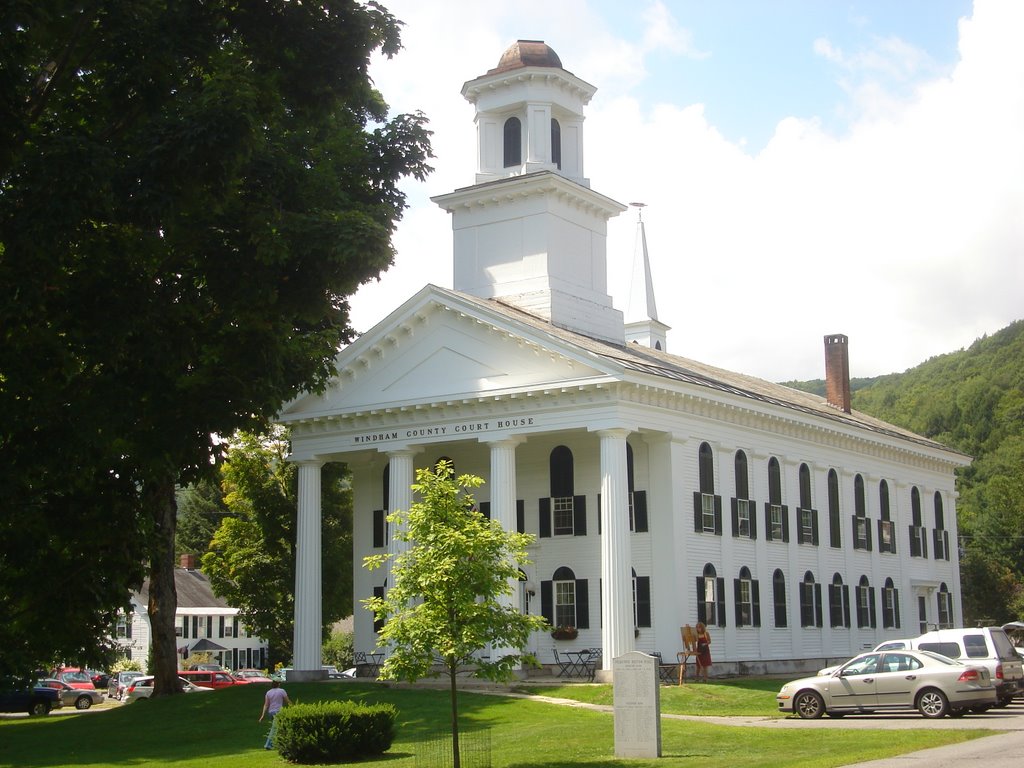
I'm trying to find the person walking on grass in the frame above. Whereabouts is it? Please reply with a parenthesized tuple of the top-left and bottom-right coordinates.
(695, 621, 712, 682)
(258, 679, 291, 750)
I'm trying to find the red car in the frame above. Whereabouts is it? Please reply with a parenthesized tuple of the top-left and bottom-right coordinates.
(52, 668, 96, 690)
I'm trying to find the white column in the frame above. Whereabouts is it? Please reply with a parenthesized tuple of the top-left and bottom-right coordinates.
(293, 459, 325, 679)
(386, 450, 418, 579)
(598, 428, 634, 679)
(488, 437, 524, 663)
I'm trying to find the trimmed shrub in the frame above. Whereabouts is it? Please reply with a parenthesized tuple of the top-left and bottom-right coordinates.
(274, 700, 397, 764)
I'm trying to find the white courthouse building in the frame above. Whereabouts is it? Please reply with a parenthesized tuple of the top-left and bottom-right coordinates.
(279, 41, 968, 679)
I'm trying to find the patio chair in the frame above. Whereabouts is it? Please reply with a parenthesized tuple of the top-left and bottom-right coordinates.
(552, 649, 574, 677)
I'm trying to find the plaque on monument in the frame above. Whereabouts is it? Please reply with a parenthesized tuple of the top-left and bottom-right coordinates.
(612, 651, 662, 758)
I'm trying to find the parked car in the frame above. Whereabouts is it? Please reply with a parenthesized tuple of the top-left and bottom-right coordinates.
(123, 676, 213, 703)
(778, 649, 996, 719)
(817, 639, 915, 676)
(108, 670, 146, 700)
(176, 670, 251, 689)
(36, 679, 104, 710)
(322, 665, 344, 679)
(0, 682, 62, 716)
(234, 669, 273, 683)
(51, 668, 96, 691)
(867, 627, 1024, 707)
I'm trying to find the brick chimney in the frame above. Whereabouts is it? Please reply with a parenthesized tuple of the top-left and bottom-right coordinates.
(824, 334, 852, 413)
(180, 553, 197, 570)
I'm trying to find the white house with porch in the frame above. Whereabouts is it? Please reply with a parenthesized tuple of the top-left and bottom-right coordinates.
(278, 41, 968, 681)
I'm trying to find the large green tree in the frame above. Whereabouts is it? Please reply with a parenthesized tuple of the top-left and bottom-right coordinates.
(0, 1, 430, 690)
(176, 480, 232, 560)
(365, 462, 548, 768)
(203, 428, 352, 665)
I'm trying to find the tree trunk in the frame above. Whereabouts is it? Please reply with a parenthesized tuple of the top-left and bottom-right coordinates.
(449, 658, 460, 768)
(146, 475, 180, 697)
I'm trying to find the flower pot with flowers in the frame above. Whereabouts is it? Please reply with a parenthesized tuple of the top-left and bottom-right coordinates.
(551, 625, 578, 641)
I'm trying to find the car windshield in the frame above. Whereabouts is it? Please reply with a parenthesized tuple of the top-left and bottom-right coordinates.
(918, 650, 960, 665)
(61, 672, 90, 683)
(990, 630, 1018, 659)
(841, 654, 879, 675)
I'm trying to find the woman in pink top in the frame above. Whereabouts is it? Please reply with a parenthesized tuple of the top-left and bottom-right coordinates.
(259, 680, 292, 750)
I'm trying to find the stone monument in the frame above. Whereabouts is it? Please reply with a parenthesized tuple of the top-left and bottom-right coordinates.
(612, 651, 661, 758)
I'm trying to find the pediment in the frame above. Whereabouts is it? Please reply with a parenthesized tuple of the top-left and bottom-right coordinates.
(281, 289, 612, 419)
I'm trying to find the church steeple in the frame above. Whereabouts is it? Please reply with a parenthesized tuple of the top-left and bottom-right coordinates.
(624, 204, 670, 352)
(433, 41, 627, 345)
(460, 40, 593, 187)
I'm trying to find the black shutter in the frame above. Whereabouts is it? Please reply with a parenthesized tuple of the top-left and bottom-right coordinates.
(192, 616, 198, 638)
(851, 515, 859, 548)
(126, 616, 132, 639)
(750, 502, 758, 539)
(695, 577, 706, 624)
(909, 525, 919, 557)
(890, 523, 897, 555)
(182, 616, 188, 639)
(731, 498, 739, 537)
(576, 579, 589, 628)
(943, 531, 950, 560)
(734, 578, 742, 625)
(829, 584, 840, 627)
(877, 520, 884, 552)
(814, 583, 823, 627)
(539, 498, 551, 538)
(541, 581, 553, 625)
(781, 505, 790, 542)
(921, 528, 928, 558)
(574, 495, 587, 536)
(373, 509, 385, 548)
(479, 502, 491, 520)
(596, 494, 601, 535)
(869, 587, 877, 628)
(714, 496, 723, 535)
(866, 520, 873, 551)
(894, 589, 901, 628)
(634, 491, 648, 533)
(693, 492, 703, 532)
(765, 503, 773, 541)
(716, 577, 726, 627)
(752, 580, 761, 627)
(517, 500, 525, 534)
(636, 576, 652, 627)
(843, 585, 851, 628)
(811, 510, 819, 546)
(219, 616, 225, 638)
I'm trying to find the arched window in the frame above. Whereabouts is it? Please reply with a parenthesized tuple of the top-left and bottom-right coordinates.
(766, 457, 788, 542)
(909, 486, 927, 557)
(799, 571, 821, 628)
(937, 582, 953, 628)
(797, 463, 818, 545)
(503, 116, 522, 168)
(934, 492, 949, 560)
(732, 450, 754, 539)
(694, 443, 721, 535)
(540, 446, 585, 538)
(856, 575, 875, 628)
(878, 480, 894, 553)
(541, 566, 589, 630)
(550, 118, 561, 169)
(772, 569, 787, 628)
(882, 577, 900, 629)
(853, 474, 871, 550)
(696, 563, 724, 627)
(829, 573, 850, 628)
(827, 469, 841, 548)
(734, 566, 760, 627)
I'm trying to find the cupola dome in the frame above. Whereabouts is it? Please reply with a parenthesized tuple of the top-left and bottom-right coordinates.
(489, 40, 563, 74)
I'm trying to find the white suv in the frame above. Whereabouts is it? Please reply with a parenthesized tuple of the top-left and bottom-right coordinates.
(913, 627, 1023, 707)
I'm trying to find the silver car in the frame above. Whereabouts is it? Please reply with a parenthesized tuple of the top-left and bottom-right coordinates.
(36, 679, 105, 710)
(777, 649, 996, 719)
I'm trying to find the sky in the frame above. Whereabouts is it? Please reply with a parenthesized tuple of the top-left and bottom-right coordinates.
(349, 0, 1023, 382)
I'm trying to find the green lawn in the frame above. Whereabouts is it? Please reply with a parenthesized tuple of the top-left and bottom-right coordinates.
(0, 681, 994, 768)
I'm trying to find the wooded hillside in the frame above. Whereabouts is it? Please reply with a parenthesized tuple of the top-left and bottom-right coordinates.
(792, 320, 1024, 625)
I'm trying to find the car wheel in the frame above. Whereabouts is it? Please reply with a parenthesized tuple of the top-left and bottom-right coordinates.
(29, 701, 50, 716)
(75, 696, 92, 710)
(794, 690, 825, 719)
(917, 688, 949, 718)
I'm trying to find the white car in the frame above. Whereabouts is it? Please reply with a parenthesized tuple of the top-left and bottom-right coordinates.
(778, 649, 996, 719)
(123, 676, 213, 703)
